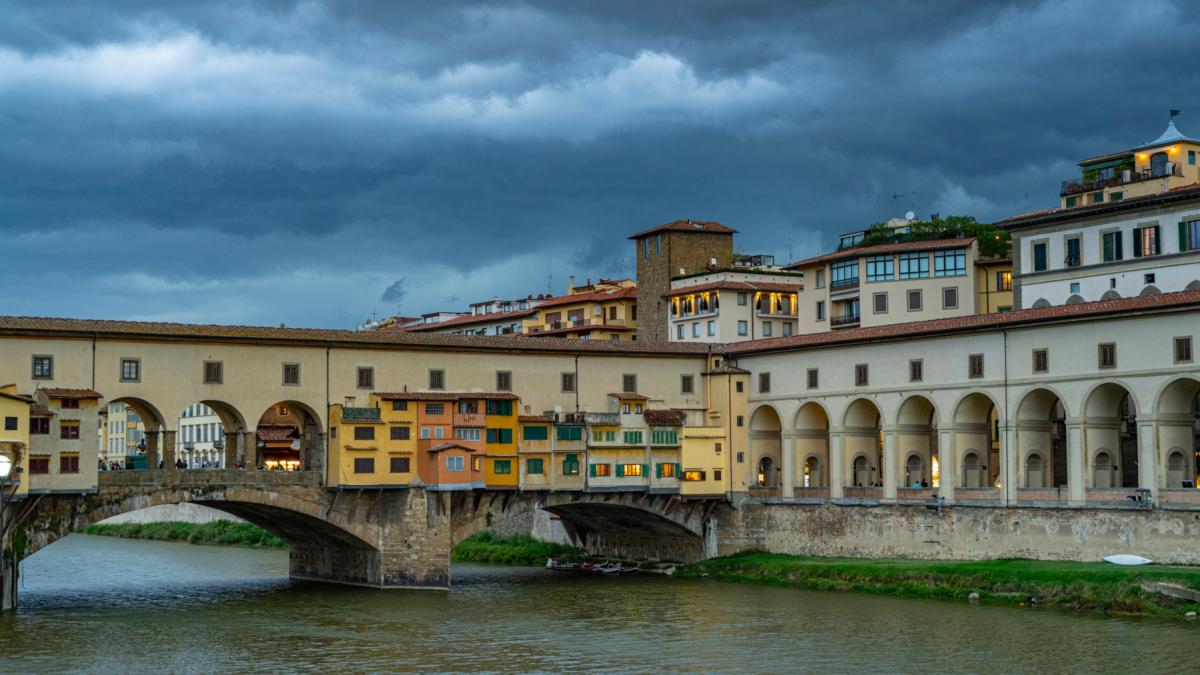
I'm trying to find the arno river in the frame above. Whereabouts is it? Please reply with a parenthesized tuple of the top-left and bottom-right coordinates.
(0, 535, 1194, 673)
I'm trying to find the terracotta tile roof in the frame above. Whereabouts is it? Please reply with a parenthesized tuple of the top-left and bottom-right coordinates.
(395, 307, 539, 332)
(427, 442, 475, 453)
(518, 415, 553, 423)
(725, 289, 1200, 355)
(608, 392, 650, 400)
(705, 365, 750, 375)
(0, 316, 709, 356)
(628, 219, 738, 239)
(38, 388, 103, 399)
(532, 286, 637, 309)
(784, 238, 975, 270)
(256, 425, 299, 442)
(999, 182, 1200, 228)
(0, 391, 31, 404)
(664, 280, 801, 297)
(30, 403, 55, 417)
(644, 409, 687, 426)
(375, 391, 519, 401)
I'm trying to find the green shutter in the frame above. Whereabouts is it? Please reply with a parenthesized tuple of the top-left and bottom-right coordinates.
(643, 464, 649, 477)
(1181, 221, 1190, 251)
(1133, 227, 1142, 257)
(1115, 232, 1123, 260)
(675, 463, 682, 477)
(589, 463, 597, 477)
(655, 463, 662, 478)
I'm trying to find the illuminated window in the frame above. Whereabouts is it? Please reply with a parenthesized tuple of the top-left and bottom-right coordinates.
(619, 463, 644, 477)
(683, 470, 706, 481)
(659, 463, 677, 478)
(590, 463, 612, 477)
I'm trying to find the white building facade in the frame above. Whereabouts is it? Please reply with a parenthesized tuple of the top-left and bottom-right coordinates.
(666, 269, 803, 343)
(178, 403, 225, 467)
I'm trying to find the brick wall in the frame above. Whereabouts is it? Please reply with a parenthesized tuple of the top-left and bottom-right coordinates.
(635, 231, 734, 341)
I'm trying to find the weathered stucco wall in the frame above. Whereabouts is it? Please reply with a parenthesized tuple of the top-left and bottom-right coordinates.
(757, 503, 1200, 564)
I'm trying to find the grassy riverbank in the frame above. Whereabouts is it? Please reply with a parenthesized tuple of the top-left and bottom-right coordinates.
(679, 552, 1200, 616)
(452, 532, 583, 566)
(82, 521, 287, 549)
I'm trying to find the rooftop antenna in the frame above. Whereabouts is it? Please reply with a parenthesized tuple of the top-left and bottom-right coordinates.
(890, 192, 906, 217)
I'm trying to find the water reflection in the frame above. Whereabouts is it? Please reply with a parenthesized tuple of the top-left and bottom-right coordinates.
(0, 535, 1194, 673)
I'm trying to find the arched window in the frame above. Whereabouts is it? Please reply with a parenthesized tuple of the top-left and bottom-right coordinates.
(961, 452, 982, 488)
(1093, 451, 1115, 488)
(804, 456, 821, 488)
(852, 455, 870, 487)
(1026, 453, 1044, 488)
(905, 454, 924, 487)
(1167, 450, 1189, 488)
(757, 456, 776, 487)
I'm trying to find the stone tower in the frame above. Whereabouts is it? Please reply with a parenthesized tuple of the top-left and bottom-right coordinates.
(629, 219, 736, 342)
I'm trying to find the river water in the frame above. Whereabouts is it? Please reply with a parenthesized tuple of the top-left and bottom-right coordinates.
(0, 535, 1194, 673)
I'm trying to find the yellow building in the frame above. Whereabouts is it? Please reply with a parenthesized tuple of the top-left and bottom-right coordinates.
(975, 258, 1013, 313)
(680, 425, 727, 497)
(327, 395, 417, 488)
(0, 385, 31, 498)
(29, 389, 102, 494)
(483, 396, 519, 488)
(517, 415, 553, 490)
(1060, 117, 1200, 208)
(522, 279, 638, 340)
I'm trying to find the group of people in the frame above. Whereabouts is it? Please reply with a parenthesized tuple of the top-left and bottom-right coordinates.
(98, 460, 127, 471)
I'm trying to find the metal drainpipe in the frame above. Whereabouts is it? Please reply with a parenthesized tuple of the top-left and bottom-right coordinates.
(1002, 328, 1010, 507)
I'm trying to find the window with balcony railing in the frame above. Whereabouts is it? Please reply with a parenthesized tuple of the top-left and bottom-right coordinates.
(831, 260, 859, 290)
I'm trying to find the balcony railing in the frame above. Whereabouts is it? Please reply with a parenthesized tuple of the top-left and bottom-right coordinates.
(831, 313, 861, 327)
(1061, 163, 1183, 196)
(830, 277, 859, 292)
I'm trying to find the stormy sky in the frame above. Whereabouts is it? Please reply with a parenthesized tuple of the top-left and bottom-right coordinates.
(2, 1, 1197, 328)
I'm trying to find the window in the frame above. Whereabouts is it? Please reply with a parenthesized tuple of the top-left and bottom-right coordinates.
(1088, 191, 1103, 204)
(815, 302, 826, 321)
(619, 463, 644, 477)
(203, 361, 223, 384)
(354, 426, 375, 441)
(390, 457, 411, 473)
(898, 252, 930, 279)
(855, 364, 869, 386)
(1098, 342, 1116, 369)
(806, 368, 818, 389)
(1110, 192, 1123, 202)
(446, 456, 465, 472)
(736, 381, 744, 392)
(556, 426, 582, 441)
(526, 458, 544, 474)
(681, 374, 694, 394)
(659, 462, 677, 478)
(707, 320, 715, 336)
(1064, 237, 1081, 267)
(561, 372, 576, 393)
(1183, 219, 1200, 251)
(737, 292, 748, 306)
(485, 399, 513, 416)
(282, 363, 300, 386)
(622, 374, 637, 393)
(968, 354, 984, 379)
(29, 458, 49, 474)
(736, 415, 744, 427)
(61, 398, 79, 409)
(643, 238, 649, 258)
(831, 260, 859, 287)
(562, 454, 581, 475)
(31, 417, 49, 434)
(933, 249, 966, 277)
(425, 402, 445, 415)
(1191, 150, 1197, 166)
(656, 235, 662, 256)
(782, 323, 793, 337)
(736, 451, 744, 463)
(714, 469, 723, 481)
(1145, 273, 1156, 285)
(391, 400, 408, 411)
(60, 455, 80, 474)
(494, 459, 512, 475)
(873, 292, 887, 314)
(429, 369, 445, 390)
(523, 425, 548, 440)
(737, 320, 748, 336)
(1134, 225, 1160, 257)
(494, 371, 511, 392)
(942, 287, 958, 309)
(676, 324, 684, 340)
(590, 463, 612, 477)
(1065, 196, 1077, 208)
(3, 417, 16, 431)
(907, 289, 923, 312)
(865, 255, 894, 282)
(120, 358, 140, 382)
(759, 372, 770, 393)
(390, 426, 410, 441)
(455, 428, 481, 442)
(486, 428, 513, 444)
(815, 269, 825, 288)
(1175, 337, 1193, 363)
(60, 422, 80, 440)
(997, 271, 1012, 291)
(472, 456, 483, 472)
(1032, 348, 1049, 373)
(692, 323, 700, 338)
(1101, 230, 1123, 262)
(1032, 241, 1048, 272)
(652, 429, 678, 445)
(683, 470, 706, 481)
(761, 321, 772, 337)
(623, 430, 643, 445)
(1070, 282, 1081, 294)
(32, 355, 52, 380)
(909, 359, 923, 382)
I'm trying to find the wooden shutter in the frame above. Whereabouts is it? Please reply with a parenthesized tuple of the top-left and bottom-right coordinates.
(1181, 221, 1190, 251)
(643, 464, 649, 477)
(589, 463, 597, 477)
(1133, 227, 1143, 257)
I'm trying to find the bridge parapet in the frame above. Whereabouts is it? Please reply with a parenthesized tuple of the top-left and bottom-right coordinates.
(98, 469, 322, 490)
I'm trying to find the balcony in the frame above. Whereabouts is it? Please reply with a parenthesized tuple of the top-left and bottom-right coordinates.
(830, 313, 861, 328)
(453, 412, 484, 428)
(1061, 162, 1183, 196)
(830, 277, 859, 292)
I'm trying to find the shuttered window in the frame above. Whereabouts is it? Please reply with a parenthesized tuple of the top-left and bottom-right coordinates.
(681, 374, 694, 394)
(622, 374, 637, 393)
(353, 458, 374, 474)
(390, 426, 410, 440)
(1181, 219, 1200, 251)
(1175, 336, 1194, 363)
(806, 368, 818, 389)
(968, 354, 984, 379)
(1032, 348, 1049, 373)
(1098, 343, 1117, 369)
(429, 369, 445, 390)
(390, 457, 410, 473)
(354, 426, 375, 441)
(561, 372, 576, 392)
(356, 366, 374, 389)
(759, 372, 771, 393)
(909, 360, 923, 382)
(855, 364, 869, 387)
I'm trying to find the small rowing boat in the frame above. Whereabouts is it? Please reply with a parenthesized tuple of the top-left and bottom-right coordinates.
(546, 559, 640, 575)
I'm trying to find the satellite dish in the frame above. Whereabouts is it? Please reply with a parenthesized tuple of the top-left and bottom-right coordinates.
(905, 211, 916, 220)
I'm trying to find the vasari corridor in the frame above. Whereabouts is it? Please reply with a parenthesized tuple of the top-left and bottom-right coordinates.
(3, 2, 1200, 673)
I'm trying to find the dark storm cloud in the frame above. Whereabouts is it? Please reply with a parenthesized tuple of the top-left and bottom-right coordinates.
(1, 0, 1197, 326)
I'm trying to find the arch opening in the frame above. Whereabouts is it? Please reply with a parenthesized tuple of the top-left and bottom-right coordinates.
(101, 397, 167, 470)
(1084, 383, 1138, 488)
(843, 399, 882, 488)
(749, 405, 782, 489)
(171, 400, 247, 470)
(897, 395, 937, 488)
(953, 392, 1000, 489)
(1016, 389, 1067, 489)
(794, 402, 829, 488)
(255, 401, 324, 472)
(1157, 377, 1200, 489)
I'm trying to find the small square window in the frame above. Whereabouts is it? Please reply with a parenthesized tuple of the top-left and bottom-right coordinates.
(909, 359, 923, 382)
(806, 368, 818, 389)
(759, 372, 770, 393)
(1174, 337, 1193, 364)
(855, 364, 869, 387)
(561, 372, 576, 393)
(120, 358, 140, 382)
(1145, 273, 1156, 285)
(203, 361, 223, 384)
(1032, 348, 1049, 373)
(357, 366, 374, 389)
(681, 374, 694, 394)
(1098, 343, 1116, 369)
(496, 370, 512, 392)
(282, 363, 301, 386)
(429, 369, 445, 390)
(968, 354, 984, 379)
(1070, 282, 1081, 294)
(31, 355, 53, 380)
